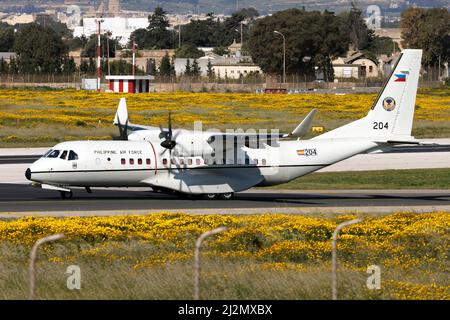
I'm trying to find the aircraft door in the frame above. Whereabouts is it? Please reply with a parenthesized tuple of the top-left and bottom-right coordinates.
(148, 141, 158, 175)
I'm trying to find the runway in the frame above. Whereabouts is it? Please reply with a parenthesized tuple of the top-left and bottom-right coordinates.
(0, 183, 448, 215)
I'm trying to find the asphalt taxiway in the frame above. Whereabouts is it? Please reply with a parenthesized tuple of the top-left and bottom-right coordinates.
(0, 183, 448, 216)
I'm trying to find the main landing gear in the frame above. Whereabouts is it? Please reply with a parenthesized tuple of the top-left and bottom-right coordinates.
(174, 192, 234, 200)
(204, 193, 234, 200)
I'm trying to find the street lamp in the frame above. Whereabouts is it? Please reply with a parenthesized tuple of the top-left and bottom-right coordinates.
(274, 30, 286, 84)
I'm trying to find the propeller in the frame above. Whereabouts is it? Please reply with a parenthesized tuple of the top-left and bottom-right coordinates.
(115, 115, 128, 140)
(160, 112, 177, 150)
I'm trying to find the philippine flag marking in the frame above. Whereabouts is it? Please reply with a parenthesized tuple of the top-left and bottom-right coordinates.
(394, 71, 409, 82)
(297, 149, 305, 155)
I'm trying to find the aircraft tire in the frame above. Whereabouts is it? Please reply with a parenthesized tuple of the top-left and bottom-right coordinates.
(60, 191, 73, 199)
(205, 193, 217, 200)
(220, 193, 234, 200)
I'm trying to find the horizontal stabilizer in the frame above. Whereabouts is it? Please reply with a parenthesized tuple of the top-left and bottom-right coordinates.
(283, 109, 317, 138)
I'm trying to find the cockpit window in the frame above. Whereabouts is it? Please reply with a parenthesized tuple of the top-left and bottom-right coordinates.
(47, 150, 60, 158)
(68, 150, 78, 161)
(60, 150, 68, 160)
(42, 150, 52, 158)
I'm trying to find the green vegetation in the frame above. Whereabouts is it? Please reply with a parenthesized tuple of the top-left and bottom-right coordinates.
(0, 212, 448, 299)
(272, 169, 450, 190)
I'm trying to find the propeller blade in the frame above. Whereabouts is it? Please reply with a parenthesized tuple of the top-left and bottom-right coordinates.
(168, 112, 172, 139)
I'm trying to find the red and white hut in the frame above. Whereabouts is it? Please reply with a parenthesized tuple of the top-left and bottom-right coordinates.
(105, 75, 154, 93)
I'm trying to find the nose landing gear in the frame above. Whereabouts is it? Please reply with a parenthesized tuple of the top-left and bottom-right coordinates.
(60, 191, 73, 199)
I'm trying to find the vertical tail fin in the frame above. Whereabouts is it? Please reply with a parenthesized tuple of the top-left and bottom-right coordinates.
(314, 49, 423, 140)
(113, 97, 128, 126)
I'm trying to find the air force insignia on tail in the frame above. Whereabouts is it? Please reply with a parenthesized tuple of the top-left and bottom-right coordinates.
(382, 97, 396, 111)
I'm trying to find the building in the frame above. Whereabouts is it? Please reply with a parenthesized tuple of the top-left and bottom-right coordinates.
(212, 57, 261, 79)
(332, 52, 380, 79)
(174, 54, 262, 79)
(105, 75, 154, 93)
(0, 52, 16, 63)
(73, 17, 148, 46)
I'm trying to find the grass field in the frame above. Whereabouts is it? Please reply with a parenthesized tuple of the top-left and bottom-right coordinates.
(271, 168, 450, 190)
(0, 86, 449, 146)
(0, 212, 448, 300)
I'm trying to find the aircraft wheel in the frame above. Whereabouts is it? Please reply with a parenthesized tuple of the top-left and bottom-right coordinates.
(205, 193, 217, 200)
(220, 193, 234, 200)
(60, 191, 73, 199)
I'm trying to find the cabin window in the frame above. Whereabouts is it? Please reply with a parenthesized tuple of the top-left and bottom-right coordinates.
(196, 159, 201, 165)
(146, 159, 151, 165)
(171, 159, 176, 165)
(262, 159, 267, 165)
(188, 159, 193, 165)
(179, 159, 184, 165)
(369, 66, 373, 73)
(129, 159, 134, 165)
(138, 158, 142, 165)
(68, 151, 78, 161)
(121, 158, 126, 165)
(163, 159, 168, 165)
(47, 150, 60, 158)
(254, 159, 258, 165)
(60, 150, 68, 160)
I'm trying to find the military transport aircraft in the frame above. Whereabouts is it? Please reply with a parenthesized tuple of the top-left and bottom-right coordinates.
(26, 49, 424, 199)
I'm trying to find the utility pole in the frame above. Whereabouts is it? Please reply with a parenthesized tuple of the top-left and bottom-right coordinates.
(274, 30, 286, 84)
(240, 21, 243, 46)
(132, 37, 136, 76)
(178, 24, 181, 49)
(96, 19, 104, 91)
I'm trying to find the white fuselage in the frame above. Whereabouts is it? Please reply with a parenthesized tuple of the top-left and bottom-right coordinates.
(27, 138, 378, 194)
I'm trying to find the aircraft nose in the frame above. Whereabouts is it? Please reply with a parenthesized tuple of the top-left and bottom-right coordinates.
(25, 168, 32, 180)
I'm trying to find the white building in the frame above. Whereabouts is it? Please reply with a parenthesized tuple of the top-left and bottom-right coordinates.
(73, 17, 148, 46)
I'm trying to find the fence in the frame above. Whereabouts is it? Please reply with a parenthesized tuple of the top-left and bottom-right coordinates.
(0, 73, 446, 92)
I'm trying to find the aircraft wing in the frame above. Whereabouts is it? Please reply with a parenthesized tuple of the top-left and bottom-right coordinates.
(142, 167, 264, 194)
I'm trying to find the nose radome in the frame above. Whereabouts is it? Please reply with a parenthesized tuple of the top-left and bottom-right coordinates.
(25, 168, 31, 180)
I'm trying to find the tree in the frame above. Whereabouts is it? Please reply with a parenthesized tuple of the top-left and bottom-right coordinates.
(130, 6, 176, 49)
(235, 8, 259, 20)
(213, 46, 230, 56)
(365, 36, 398, 56)
(147, 58, 157, 75)
(180, 12, 253, 48)
(339, 2, 374, 51)
(82, 33, 120, 58)
(8, 57, 18, 74)
(13, 23, 68, 74)
(67, 35, 88, 51)
(184, 58, 191, 76)
(175, 43, 204, 59)
(401, 7, 450, 67)
(191, 59, 201, 78)
(62, 55, 76, 74)
(0, 27, 15, 52)
(159, 52, 174, 77)
(80, 59, 89, 73)
(88, 57, 96, 73)
(0, 57, 7, 74)
(206, 59, 214, 80)
(248, 9, 349, 80)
